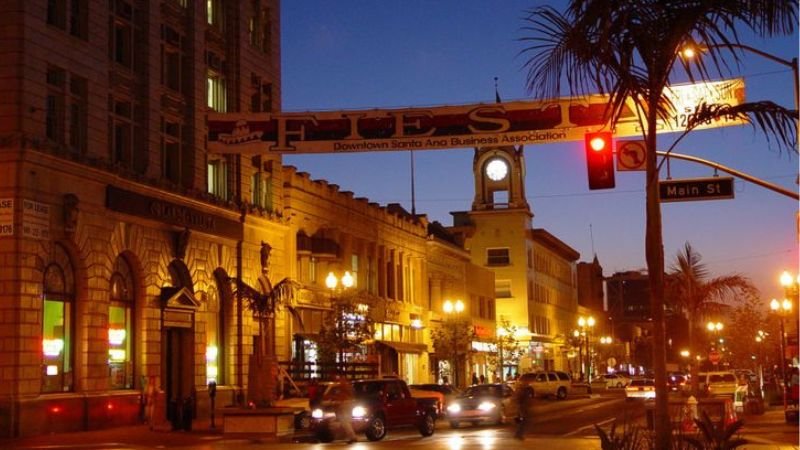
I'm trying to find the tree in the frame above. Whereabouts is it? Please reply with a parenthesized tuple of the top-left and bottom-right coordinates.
(520, 2, 796, 447)
(489, 318, 525, 379)
(727, 295, 768, 370)
(232, 276, 300, 407)
(430, 315, 476, 387)
(316, 291, 376, 372)
(666, 242, 757, 394)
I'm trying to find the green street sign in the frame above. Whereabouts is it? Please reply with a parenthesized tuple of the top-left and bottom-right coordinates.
(659, 177, 735, 203)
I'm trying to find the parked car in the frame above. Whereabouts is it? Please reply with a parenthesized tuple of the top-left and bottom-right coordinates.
(601, 373, 631, 388)
(518, 371, 571, 399)
(698, 371, 740, 397)
(625, 378, 656, 400)
(310, 378, 438, 442)
(446, 383, 517, 428)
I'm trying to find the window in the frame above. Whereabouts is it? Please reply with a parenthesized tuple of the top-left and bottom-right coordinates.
(69, 0, 88, 39)
(251, 172, 272, 210)
(487, 248, 510, 266)
(111, 99, 133, 165)
(350, 254, 359, 288)
(48, 0, 87, 39)
(108, 255, 134, 389)
(42, 244, 75, 393)
(68, 76, 87, 153)
(162, 119, 182, 181)
(206, 281, 225, 385)
(207, 156, 229, 199)
(207, 0, 224, 30)
(46, 68, 66, 143)
(112, 22, 132, 67)
(207, 72, 227, 112)
(47, 0, 66, 29)
(161, 25, 184, 92)
(495, 280, 512, 298)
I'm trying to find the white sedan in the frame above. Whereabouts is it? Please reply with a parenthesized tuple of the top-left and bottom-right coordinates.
(625, 379, 655, 400)
(601, 373, 631, 388)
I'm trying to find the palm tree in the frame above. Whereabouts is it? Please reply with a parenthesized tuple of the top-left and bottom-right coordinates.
(667, 243, 757, 395)
(232, 276, 300, 407)
(520, 2, 796, 447)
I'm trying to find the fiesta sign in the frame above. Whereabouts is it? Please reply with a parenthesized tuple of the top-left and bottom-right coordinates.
(208, 78, 745, 155)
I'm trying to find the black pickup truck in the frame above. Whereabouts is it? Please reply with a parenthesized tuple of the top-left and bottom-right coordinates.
(309, 378, 438, 442)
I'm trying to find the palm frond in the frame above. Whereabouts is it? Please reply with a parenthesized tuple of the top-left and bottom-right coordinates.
(687, 102, 797, 153)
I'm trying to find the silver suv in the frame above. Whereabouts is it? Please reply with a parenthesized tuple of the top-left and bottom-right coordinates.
(519, 371, 571, 400)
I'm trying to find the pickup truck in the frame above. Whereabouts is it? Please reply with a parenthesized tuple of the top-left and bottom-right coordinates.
(310, 378, 438, 442)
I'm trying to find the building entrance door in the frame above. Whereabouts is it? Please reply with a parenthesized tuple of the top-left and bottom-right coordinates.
(162, 327, 194, 429)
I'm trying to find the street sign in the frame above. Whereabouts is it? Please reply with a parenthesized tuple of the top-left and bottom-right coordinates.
(659, 177, 735, 203)
(709, 350, 721, 364)
(617, 140, 646, 171)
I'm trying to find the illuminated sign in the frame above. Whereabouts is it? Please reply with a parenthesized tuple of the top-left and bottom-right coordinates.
(43, 339, 64, 356)
(208, 79, 745, 155)
(108, 349, 126, 361)
(108, 328, 126, 345)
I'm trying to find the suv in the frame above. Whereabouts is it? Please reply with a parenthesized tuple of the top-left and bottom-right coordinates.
(698, 371, 740, 397)
(518, 371, 571, 399)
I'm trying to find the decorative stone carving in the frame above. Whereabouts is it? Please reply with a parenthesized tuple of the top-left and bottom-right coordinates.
(260, 241, 272, 274)
(63, 193, 79, 236)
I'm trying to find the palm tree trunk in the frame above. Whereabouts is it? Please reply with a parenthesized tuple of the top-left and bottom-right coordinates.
(645, 91, 670, 450)
(688, 309, 699, 396)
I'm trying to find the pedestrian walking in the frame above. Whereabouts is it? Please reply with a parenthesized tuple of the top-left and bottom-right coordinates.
(332, 374, 358, 444)
(472, 372, 479, 385)
(514, 379, 534, 440)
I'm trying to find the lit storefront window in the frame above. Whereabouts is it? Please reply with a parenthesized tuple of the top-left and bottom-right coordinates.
(42, 245, 74, 393)
(108, 256, 134, 389)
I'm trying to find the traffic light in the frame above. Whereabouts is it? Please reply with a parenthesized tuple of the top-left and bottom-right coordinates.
(584, 131, 615, 190)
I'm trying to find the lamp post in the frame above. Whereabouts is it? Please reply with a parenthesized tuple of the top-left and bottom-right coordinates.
(682, 43, 798, 111)
(770, 297, 792, 409)
(756, 330, 767, 395)
(578, 316, 596, 382)
(325, 271, 355, 368)
(443, 299, 464, 387)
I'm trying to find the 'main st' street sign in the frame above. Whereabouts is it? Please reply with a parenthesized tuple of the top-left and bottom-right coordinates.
(659, 177, 735, 203)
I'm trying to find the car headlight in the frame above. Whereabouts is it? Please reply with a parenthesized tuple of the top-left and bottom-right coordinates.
(447, 403, 461, 413)
(352, 405, 367, 418)
(478, 401, 496, 411)
(311, 408, 324, 419)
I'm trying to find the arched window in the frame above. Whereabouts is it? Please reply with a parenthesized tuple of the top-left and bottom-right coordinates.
(108, 255, 134, 389)
(42, 244, 75, 393)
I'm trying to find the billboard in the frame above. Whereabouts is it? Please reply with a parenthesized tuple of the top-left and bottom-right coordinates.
(208, 78, 745, 155)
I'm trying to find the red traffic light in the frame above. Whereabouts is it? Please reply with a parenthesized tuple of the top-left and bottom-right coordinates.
(584, 131, 615, 190)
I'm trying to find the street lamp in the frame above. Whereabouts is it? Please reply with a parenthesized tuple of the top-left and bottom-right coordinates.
(578, 316, 596, 382)
(756, 330, 768, 394)
(443, 299, 465, 387)
(325, 271, 354, 291)
(770, 296, 792, 409)
(681, 43, 799, 111)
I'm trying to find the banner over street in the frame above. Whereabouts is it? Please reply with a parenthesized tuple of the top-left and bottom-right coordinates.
(208, 78, 745, 155)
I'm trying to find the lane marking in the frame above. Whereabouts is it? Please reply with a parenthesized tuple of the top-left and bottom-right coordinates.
(562, 417, 616, 437)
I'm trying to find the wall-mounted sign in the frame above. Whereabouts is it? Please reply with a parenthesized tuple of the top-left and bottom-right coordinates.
(208, 79, 745, 155)
(106, 186, 243, 240)
(0, 198, 12, 237)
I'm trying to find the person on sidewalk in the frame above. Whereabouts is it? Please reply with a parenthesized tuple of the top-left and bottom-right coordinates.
(332, 374, 358, 444)
(514, 378, 535, 440)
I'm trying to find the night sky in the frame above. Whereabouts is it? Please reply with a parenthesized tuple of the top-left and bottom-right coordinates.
(280, 1, 799, 304)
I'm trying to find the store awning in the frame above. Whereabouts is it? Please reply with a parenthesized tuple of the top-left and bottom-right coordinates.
(375, 340, 428, 354)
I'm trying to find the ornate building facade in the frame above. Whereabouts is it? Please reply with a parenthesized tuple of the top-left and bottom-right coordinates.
(0, 0, 495, 437)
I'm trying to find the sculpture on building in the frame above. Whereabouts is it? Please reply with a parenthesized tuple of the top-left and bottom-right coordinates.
(63, 193, 79, 236)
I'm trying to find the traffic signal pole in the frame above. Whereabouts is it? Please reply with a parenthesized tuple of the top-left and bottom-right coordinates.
(656, 151, 798, 200)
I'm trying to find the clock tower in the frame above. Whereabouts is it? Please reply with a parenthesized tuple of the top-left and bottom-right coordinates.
(472, 145, 530, 213)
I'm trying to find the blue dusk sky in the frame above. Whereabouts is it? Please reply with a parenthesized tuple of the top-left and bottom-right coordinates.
(280, 1, 799, 304)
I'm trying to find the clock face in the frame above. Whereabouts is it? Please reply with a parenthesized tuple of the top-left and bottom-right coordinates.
(485, 158, 508, 181)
